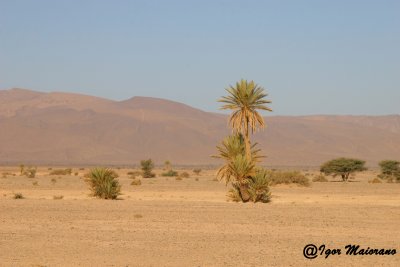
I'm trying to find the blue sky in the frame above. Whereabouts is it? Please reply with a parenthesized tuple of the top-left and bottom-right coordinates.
(1, 0, 399, 115)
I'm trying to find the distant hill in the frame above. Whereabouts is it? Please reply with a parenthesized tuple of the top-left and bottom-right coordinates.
(1, 88, 399, 167)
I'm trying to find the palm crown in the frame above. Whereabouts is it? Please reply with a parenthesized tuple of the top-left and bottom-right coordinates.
(219, 79, 272, 134)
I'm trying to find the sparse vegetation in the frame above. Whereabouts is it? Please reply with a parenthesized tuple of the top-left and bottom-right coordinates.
(49, 168, 72, 175)
(24, 167, 37, 178)
(51, 178, 57, 184)
(267, 170, 310, 186)
(175, 176, 183, 181)
(320, 158, 367, 182)
(53, 195, 64, 200)
(161, 170, 178, 177)
(131, 179, 142, 186)
(369, 178, 382, 184)
(193, 168, 202, 175)
(140, 159, 156, 178)
(179, 171, 190, 178)
(312, 174, 328, 182)
(13, 193, 24, 199)
(85, 167, 121, 199)
(32, 181, 39, 186)
(378, 160, 400, 183)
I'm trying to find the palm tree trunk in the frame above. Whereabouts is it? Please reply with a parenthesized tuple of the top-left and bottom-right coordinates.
(239, 184, 251, 202)
(244, 120, 251, 162)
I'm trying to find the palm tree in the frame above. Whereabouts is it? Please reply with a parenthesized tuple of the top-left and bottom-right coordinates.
(219, 79, 272, 161)
(214, 133, 261, 202)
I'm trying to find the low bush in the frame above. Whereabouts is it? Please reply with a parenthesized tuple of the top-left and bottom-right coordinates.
(162, 170, 178, 177)
(369, 178, 382, 184)
(14, 193, 24, 199)
(49, 168, 72, 175)
(312, 174, 328, 182)
(53, 195, 64, 200)
(131, 179, 142, 186)
(267, 170, 310, 186)
(175, 176, 183, 181)
(179, 171, 190, 178)
(193, 168, 202, 175)
(85, 167, 121, 199)
(24, 167, 37, 178)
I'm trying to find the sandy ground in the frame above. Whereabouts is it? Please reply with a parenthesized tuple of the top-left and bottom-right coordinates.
(0, 167, 399, 266)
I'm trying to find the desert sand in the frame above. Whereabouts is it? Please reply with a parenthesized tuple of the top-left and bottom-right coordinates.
(0, 167, 399, 266)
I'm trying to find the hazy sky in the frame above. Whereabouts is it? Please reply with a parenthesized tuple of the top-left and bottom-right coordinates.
(1, 0, 399, 115)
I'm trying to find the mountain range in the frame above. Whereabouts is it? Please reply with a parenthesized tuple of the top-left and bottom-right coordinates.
(1, 88, 399, 167)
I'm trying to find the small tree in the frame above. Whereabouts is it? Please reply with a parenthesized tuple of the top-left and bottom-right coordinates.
(141, 159, 155, 178)
(378, 160, 400, 182)
(320, 158, 367, 181)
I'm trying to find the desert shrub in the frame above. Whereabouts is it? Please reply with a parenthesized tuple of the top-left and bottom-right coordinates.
(14, 193, 24, 199)
(131, 179, 142, 186)
(32, 181, 38, 186)
(140, 159, 155, 178)
(74, 172, 78, 176)
(312, 174, 328, 182)
(179, 171, 190, 178)
(53, 195, 64, 200)
(24, 167, 37, 178)
(162, 170, 178, 177)
(175, 176, 183, 181)
(51, 178, 57, 184)
(195, 177, 199, 181)
(320, 158, 366, 181)
(193, 168, 202, 175)
(49, 168, 72, 175)
(266, 170, 310, 186)
(378, 160, 400, 183)
(79, 168, 85, 171)
(85, 167, 121, 199)
(369, 178, 382, 184)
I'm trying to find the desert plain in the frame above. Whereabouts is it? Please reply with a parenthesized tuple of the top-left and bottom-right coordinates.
(0, 167, 399, 267)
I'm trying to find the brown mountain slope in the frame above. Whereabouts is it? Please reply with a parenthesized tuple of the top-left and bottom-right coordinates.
(0, 88, 399, 167)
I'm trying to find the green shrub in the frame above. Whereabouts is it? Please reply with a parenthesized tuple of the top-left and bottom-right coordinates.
(161, 170, 178, 177)
(267, 170, 310, 186)
(14, 193, 24, 199)
(312, 174, 328, 182)
(85, 167, 121, 199)
(49, 168, 72, 175)
(140, 159, 155, 178)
